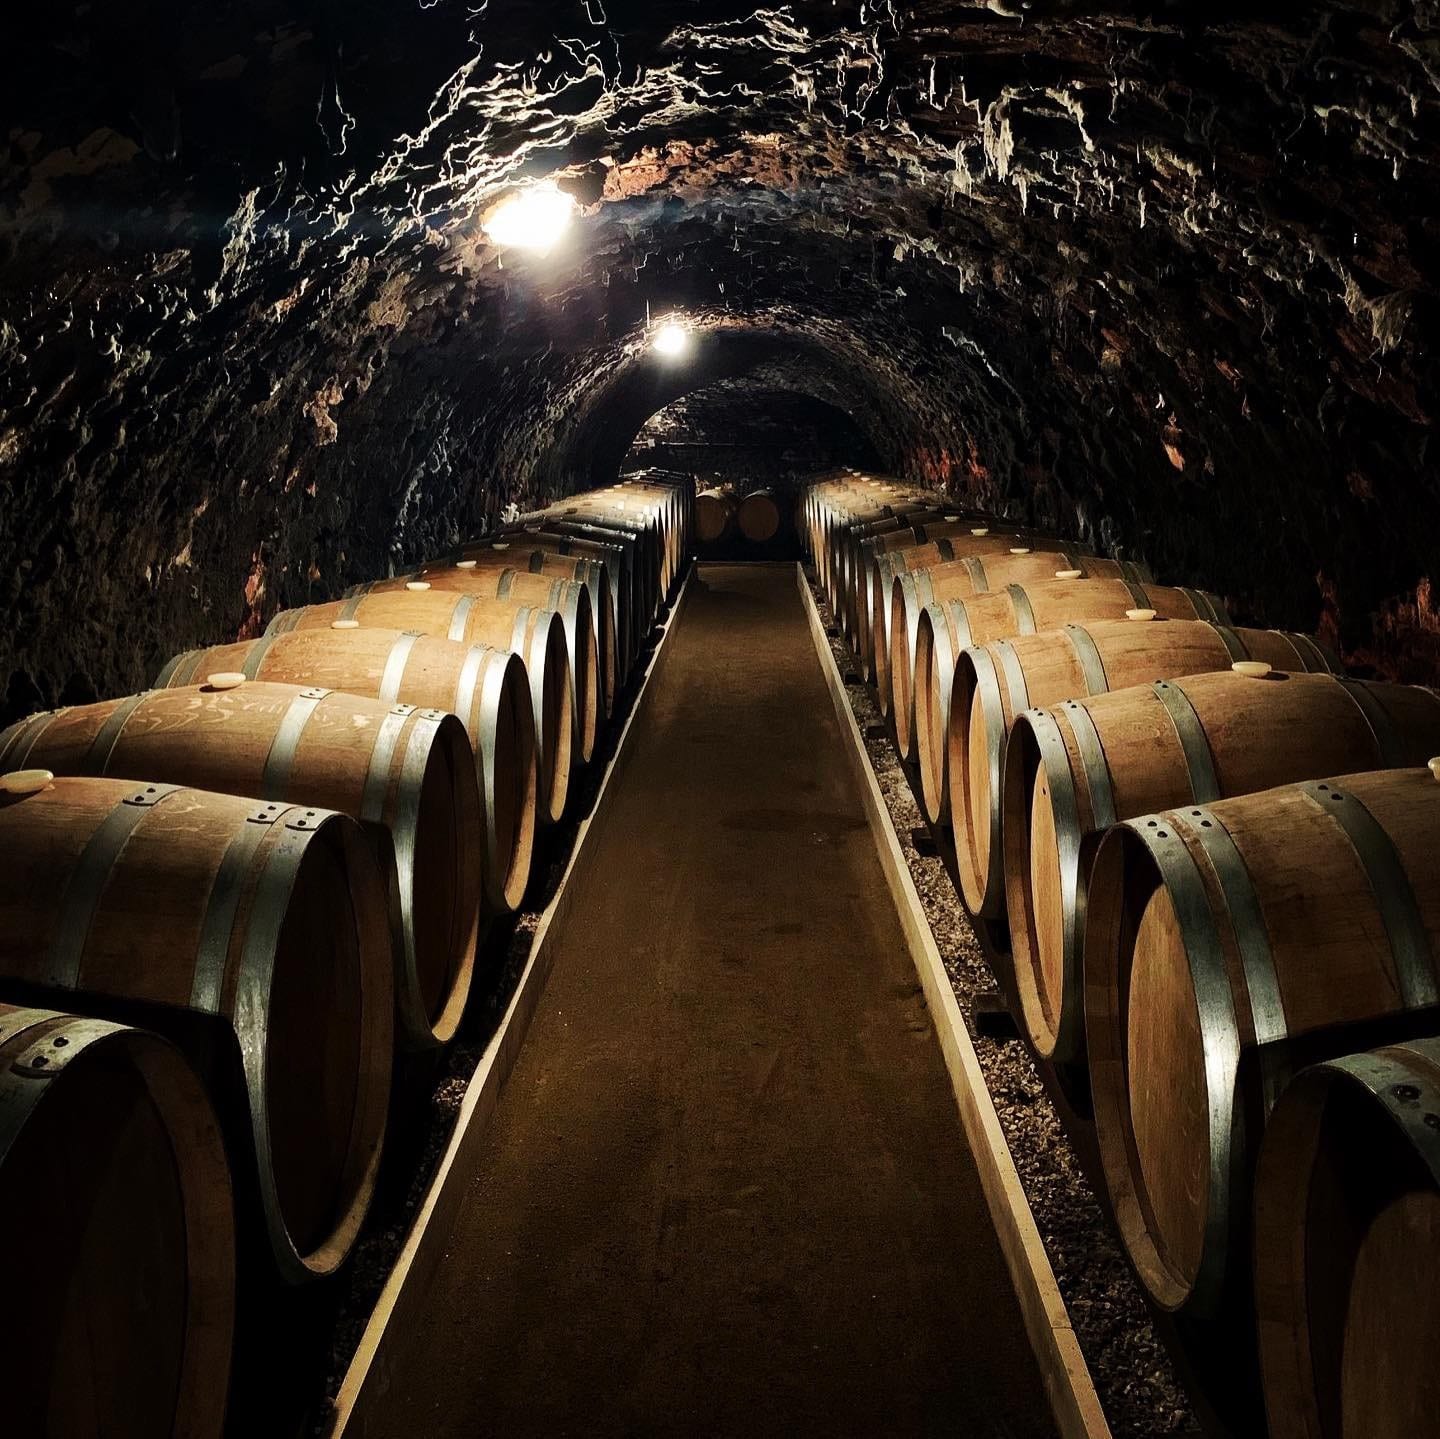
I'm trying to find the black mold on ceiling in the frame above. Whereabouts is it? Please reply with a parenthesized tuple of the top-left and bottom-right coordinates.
(3, 1, 1440, 720)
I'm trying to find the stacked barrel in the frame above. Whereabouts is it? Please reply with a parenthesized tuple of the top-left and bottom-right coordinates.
(693, 481, 787, 552)
(802, 467, 1440, 1436)
(0, 470, 690, 1433)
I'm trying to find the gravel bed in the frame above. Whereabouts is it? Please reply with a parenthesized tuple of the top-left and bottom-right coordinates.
(810, 579, 1199, 1438)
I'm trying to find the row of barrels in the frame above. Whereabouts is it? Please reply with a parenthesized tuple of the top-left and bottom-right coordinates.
(0, 473, 691, 1435)
(804, 468, 1440, 1439)
(695, 486, 784, 546)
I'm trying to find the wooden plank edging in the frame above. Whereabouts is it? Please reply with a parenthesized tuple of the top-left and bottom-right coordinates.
(329, 568, 694, 1436)
(796, 563, 1113, 1439)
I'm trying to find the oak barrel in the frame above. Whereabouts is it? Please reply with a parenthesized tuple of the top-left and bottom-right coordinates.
(351, 572, 602, 762)
(861, 525, 1051, 684)
(737, 489, 782, 544)
(696, 489, 736, 544)
(155, 630, 537, 914)
(543, 505, 668, 611)
(889, 575, 1221, 764)
(1254, 1038, 1440, 1439)
(455, 535, 631, 684)
(0, 1003, 235, 1436)
(513, 522, 656, 658)
(943, 618, 1335, 915)
(1005, 670, 1440, 1077)
(1, 682, 484, 1049)
(267, 591, 573, 825)
(883, 552, 1152, 737)
(0, 777, 394, 1282)
(861, 528, 1096, 679)
(1086, 766, 1440, 1319)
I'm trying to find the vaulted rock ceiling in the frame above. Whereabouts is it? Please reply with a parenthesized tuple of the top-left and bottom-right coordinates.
(4, 1, 1439, 718)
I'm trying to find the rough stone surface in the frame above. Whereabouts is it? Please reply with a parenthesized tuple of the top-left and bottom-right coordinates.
(5, 3, 1440, 720)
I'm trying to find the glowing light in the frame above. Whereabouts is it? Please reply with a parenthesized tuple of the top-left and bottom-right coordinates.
(652, 322, 691, 358)
(482, 185, 576, 253)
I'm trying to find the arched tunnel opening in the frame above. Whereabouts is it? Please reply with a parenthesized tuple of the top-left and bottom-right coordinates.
(3, 5, 1440, 1438)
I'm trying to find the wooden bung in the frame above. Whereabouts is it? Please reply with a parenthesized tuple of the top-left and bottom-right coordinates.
(1, 682, 485, 1050)
(1004, 670, 1440, 1080)
(942, 616, 1337, 917)
(0, 777, 394, 1283)
(0, 1003, 235, 1437)
(267, 590, 573, 825)
(1085, 767, 1440, 1321)
(153, 629, 537, 915)
(1254, 1037, 1440, 1439)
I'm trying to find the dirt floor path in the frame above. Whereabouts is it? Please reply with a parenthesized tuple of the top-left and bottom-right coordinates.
(368, 562, 1059, 1437)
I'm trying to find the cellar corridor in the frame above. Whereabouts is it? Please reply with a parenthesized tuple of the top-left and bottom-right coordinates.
(359, 562, 1055, 1438)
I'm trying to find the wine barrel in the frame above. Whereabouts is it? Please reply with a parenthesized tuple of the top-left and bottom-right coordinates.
(0, 776, 394, 1282)
(808, 481, 925, 596)
(807, 477, 933, 598)
(155, 630, 537, 914)
(1006, 670, 1440, 1078)
(401, 549, 620, 716)
(737, 489, 782, 544)
(943, 618, 1336, 915)
(831, 505, 951, 642)
(819, 493, 935, 608)
(1254, 1038, 1440, 1439)
(1, 682, 485, 1050)
(546, 504, 669, 610)
(596, 476, 690, 573)
(882, 552, 1152, 729)
(564, 492, 677, 600)
(0, 1003, 235, 1437)
(862, 525, 1047, 685)
(517, 521, 657, 655)
(267, 592, 573, 825)
(352, 573, 602, 762)
(456, 535, 632, 684)
(1085, 765, 1440, 1320)
(857, 522, 1073, 674)
(891, 575, 1224, 772)
(696, 489, 737, 544)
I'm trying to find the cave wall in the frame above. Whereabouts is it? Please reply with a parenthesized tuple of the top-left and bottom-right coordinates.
(4, 2, 1440, 723)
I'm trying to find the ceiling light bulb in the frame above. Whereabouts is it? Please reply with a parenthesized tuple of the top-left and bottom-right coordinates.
(652, 322, 691, 358)
(482, 185, 576, 253)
